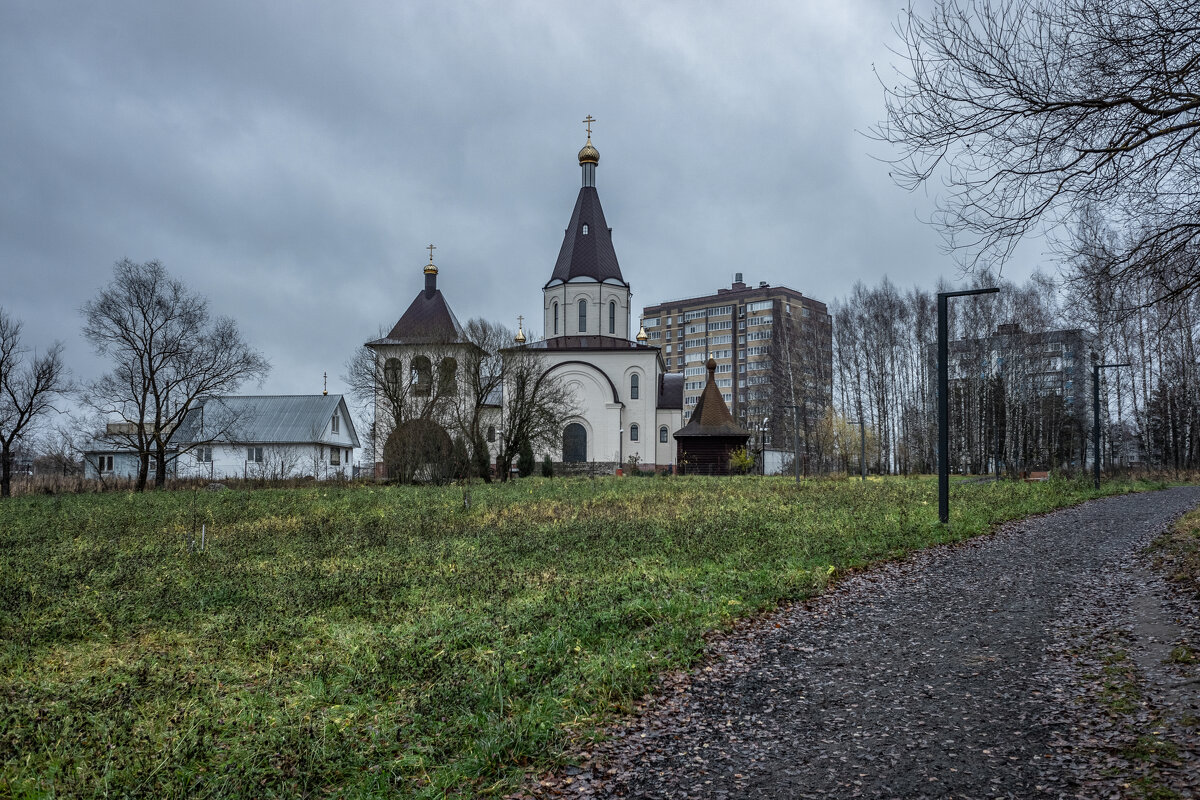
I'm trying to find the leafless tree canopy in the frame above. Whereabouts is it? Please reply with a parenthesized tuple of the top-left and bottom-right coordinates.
(81, 259, 269, 490)
(0, 308, 69, 497)
(877, 0, 1200, 300)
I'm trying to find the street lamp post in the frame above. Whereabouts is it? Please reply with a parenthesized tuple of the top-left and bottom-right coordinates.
(1091, 353, 1131, 490)
(938, 287, 1000, 524)
(760, 417, 769, 476)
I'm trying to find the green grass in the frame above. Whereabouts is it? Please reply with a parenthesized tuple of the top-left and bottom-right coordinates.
(0, 474, 1161, 797)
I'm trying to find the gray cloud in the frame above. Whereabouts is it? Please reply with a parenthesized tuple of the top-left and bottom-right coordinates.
(0, 0, 1045, 402)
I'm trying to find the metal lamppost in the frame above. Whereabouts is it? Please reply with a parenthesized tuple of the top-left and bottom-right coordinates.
(760, 417, 769, 475)
(938, 287, 1000, 524)
(783, 404, 801, 484)
(847, 419, 866, 481)
(1091, 353, 1131, 490)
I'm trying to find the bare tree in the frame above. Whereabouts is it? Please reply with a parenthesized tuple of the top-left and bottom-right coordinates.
(0, 309, 69, 497)
(81, 259, 269, 490)
(496, 344, 576, 481)
(877, 0, 1200, 303)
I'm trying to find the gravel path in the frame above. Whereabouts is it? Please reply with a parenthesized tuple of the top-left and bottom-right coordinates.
(527, 487, 1200, 799)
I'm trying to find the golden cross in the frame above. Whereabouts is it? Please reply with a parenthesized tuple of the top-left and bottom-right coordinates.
(582, 115, 595, 138)
(323, 371, 328, 396)
(427, 243, 436, 263)
(517, 314, 524, 329)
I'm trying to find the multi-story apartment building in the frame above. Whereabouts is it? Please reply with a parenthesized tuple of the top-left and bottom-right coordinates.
(640, 274, 833, 439)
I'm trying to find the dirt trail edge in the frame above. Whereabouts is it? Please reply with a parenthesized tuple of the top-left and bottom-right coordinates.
(523, 487, 1200, 799)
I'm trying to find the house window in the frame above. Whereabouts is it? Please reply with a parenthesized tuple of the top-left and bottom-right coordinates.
(98, 455, 114, 473)
(630, 374, 639, 399)
(195, 447, 212, 463)
(582, 224, 589, 234)
(609, 301, 616, 334)
(629, 424, 639, 442)
(330, 448, 341, 466)
(578, 299, 587, 332)
(331, 414, 339, 434)
(487, 425, 496, 443)
(553, 302, 559, 335)
(659, 426, 669, 443)
(247, 447, 263, 463)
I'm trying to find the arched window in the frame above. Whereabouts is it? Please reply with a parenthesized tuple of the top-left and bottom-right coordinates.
(578, 299, 587, 333)
(383, 357, 402, 390)
(563, 423, 587, 462)
(411, 355, 432, 396)
(438, 357, 457, 395)
(582, 224, 589, 235)
(553, 302, 558, 335)
(609, 300, 616, 334)
(659, 425, 669, 443)
(487, 425, 496, 443)
(630, 423, 639, 442)
(630, 373, 639, 400)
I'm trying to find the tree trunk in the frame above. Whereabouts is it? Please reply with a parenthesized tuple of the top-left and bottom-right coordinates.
(0, 441, 11, 498)
(154, 447, 168, 489)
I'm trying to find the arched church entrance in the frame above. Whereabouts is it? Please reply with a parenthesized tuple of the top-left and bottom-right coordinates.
(563, 423, 587, 462)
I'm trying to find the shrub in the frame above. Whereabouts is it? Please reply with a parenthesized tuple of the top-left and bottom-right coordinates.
(729, 447, 754, 475)
(517, 440, 535, 477)
(541, 454, 555, 478)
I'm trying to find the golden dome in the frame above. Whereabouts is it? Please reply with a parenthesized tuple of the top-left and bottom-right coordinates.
(578, 138, 599, 165)
(514, 327, 527, 344)
(636, 322, 648, 342)
(423, 262, 438, 275)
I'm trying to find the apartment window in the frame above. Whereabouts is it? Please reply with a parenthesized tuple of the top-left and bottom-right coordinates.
(578, 299, 587, 332)
(609, 301, 616, 334)
(247, 447, 263, 463)
(629, 423, 639, 442)
(331, 414, 340, 434)
(659, 426, 669, 443)
(630, 374, 640, 399)
(644, 317, 659, 328)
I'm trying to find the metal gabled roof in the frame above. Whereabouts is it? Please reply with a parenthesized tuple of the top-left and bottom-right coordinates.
(178, 395, 360, 447)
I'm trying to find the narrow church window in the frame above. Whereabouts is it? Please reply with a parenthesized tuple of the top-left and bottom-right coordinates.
(487, 425, 496, 443)
(660, 426, 669, 443)
(583, 224, 589, 235)
(553, 303, 559, 335)
(438, 357, 458, 395)
(411, 355, 432, 395)
(630, 424, 639, 442)
(384, 358, 402, 390)
(578, 299, 587, 332)
(609, 301, 616, 334)
(630, 373, 639, 400)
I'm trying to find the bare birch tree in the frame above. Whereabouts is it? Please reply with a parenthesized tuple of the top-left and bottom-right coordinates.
(0, 309, 69, 497)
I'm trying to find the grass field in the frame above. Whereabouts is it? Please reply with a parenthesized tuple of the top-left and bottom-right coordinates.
(0, 475, 1161, 797)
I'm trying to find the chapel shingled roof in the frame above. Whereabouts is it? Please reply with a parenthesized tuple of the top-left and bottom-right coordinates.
(546, 187, 626, 287)
(367, 263, 465, 346)
(673, 359, 751, 438)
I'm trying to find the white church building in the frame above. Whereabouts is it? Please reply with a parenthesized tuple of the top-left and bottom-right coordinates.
(512, 122, 683, 471)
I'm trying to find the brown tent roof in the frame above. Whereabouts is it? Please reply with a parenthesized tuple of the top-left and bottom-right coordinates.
(673, 359, 752, 439)
(366, 272, 465, 346)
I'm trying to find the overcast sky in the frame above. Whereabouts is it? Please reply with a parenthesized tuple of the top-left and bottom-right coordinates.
(0, 0, 1047, 401)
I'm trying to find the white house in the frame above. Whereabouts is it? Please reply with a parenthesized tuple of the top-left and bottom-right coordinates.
(175, 394, 360, 480)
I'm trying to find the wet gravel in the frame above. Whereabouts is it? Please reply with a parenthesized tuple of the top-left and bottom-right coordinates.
(524, 487, 1200, 799)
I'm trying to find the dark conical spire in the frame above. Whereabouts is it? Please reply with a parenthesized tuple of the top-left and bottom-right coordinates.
(545, 120, 627, 288)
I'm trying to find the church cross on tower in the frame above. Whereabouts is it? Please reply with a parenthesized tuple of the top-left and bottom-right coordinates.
(582, 115, 595, 138)
(426, 243, 436, 263)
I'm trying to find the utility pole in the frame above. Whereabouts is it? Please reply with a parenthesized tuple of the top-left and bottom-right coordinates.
(938, 287, 1000, 524)
(1092, 353, 1130, 490)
